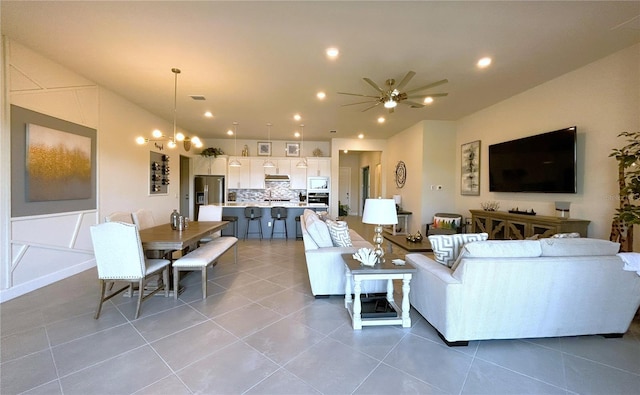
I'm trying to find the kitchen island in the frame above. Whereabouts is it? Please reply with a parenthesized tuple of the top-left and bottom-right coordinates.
(213, 203, 328, 239)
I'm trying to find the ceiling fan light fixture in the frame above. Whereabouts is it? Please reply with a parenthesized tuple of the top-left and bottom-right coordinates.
(384, 99, 397, 109)
(424, 96, 434, 104)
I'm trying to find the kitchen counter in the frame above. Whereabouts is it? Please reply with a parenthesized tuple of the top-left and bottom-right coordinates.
(214, 202, 328, 209)
(218, 204, 328, 239)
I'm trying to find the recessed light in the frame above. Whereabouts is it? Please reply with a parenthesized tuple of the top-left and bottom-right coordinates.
(358, 133, 364, 139)
(377, 117, 385, 123)
(227, 130, 233, 136)
(204, 111, 213, 118)
(293, 114, 301, 121)
(477, 57, 492, 68)
(294, 132, 300, 138)
(326, 47, 339, 58)
(317, 91, 326, 100)
(423, 97, 434, 104)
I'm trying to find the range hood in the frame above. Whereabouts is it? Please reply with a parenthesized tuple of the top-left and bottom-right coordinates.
(265, 174, 290, 182)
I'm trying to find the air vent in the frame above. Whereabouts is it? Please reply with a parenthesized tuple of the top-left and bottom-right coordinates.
(189, 95, 206, 101)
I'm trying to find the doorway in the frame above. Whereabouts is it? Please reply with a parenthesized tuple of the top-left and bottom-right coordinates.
(339, 167, 351, 215)
(180, 155, 190, 218)
(362, 165, 370, 213)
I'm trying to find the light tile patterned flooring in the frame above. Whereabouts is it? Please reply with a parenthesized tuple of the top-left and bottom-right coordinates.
(1, 218, 639, 394)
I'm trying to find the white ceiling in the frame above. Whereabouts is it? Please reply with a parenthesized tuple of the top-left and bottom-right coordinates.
(2, 1, 639, 142)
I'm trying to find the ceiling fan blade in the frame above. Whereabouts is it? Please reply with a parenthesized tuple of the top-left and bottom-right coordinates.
(363, 77, 384, 93)
(404, 79, 449, 95)
(340, 100, 378, 107)
(337, 92, 380, 98)
(395, 71, 416, 92)
(407, 92, 449, 99)
(401, 100, 425, 107)
(361, 102, 382, 112)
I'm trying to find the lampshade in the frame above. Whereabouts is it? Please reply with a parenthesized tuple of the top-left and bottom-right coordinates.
(362, 198, 398, 225)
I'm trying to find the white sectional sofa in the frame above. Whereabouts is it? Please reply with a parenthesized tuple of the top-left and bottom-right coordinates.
(406, 238, 640, 346)
(300, 209, 387, 297)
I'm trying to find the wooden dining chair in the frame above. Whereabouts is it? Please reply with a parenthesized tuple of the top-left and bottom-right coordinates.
(105, 211, 133, 224)
(90, 222, 170, 319)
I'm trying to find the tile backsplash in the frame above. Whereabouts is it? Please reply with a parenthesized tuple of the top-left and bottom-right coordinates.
(229, 181, 306, 202)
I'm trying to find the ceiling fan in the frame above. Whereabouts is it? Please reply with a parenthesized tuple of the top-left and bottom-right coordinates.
(338, 71, 448, 113)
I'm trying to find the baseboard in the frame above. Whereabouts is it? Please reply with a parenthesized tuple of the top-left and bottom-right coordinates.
(437, 331, 469, 347)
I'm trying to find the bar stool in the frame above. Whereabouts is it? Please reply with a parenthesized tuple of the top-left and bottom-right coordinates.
(221, 215, 238, 237)
(270, 207, 288, 239)
(244, 206, 263, 240)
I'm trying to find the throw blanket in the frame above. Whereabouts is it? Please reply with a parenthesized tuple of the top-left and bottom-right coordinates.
(617, 253, 640, 276)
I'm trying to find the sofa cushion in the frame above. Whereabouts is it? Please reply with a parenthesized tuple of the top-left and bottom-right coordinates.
(462, 240, 542, 258)
(428, 233, 488, 267)
(540, 238, 620, 257)
(325, 219, 353, 247)
(433, 215, 461, 230)
(304, 210, 333, 248)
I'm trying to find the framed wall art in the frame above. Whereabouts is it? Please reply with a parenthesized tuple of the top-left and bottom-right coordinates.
(11, 105, 97, 217)
(461, 140, 480, 196)
(257, 141, 272, 156)
(285, 142, 300, 157)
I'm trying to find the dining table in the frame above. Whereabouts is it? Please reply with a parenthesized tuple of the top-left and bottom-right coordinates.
(137, 220, 229, 296)
(138, 220, 229, 253)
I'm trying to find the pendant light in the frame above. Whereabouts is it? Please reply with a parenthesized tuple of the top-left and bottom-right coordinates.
(296, 124, 308, 168)
(136, 68, 202, 151)
(229, 122, 242, 167)
(263, 122, 275, 168)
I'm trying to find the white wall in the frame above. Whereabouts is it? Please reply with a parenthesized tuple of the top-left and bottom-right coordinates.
(455, 44, 640, 241)
(2, 40, 192, 301)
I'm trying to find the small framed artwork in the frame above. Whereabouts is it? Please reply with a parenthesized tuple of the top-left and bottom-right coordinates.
(461, 140, 481, 196)
(285, 142, 300, 157)
(257, 141, 271, 156)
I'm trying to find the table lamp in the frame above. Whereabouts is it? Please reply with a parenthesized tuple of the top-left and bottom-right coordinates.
(362, 198, 398, 263)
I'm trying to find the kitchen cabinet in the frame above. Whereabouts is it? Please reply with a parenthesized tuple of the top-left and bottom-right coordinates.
(262, 158, 291, 176)
(194, 156, 227, 176)
(249, 158, 266, 189)
(470, 210, 590, 239)
(227, 158, 251, 188)
(306, 158, 331, 177)
(290, 164, 307, 189)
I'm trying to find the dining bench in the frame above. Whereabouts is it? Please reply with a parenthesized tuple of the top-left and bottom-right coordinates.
(172, 236, 238, 300)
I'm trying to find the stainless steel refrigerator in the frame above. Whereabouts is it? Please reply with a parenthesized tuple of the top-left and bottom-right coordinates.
(194, 175, 225, 220)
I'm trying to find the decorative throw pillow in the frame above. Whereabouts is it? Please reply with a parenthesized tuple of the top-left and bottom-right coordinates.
(432, 216, 461, 230)
(325, 219, 353, 247)
(304, 212, 333, 248)
(428, 233, 488, 267)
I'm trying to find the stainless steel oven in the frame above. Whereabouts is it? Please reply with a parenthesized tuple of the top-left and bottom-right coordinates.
(307, 192, 329, 205)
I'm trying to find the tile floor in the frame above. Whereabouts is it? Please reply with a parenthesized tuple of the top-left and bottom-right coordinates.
(1, 218, 639, 394)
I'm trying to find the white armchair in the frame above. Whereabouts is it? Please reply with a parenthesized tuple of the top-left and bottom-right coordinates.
(90, 222, 170, 319)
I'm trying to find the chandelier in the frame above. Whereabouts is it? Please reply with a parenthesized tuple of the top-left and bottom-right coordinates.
(296, 124, 307, 168)
(136, 68, 202, 151)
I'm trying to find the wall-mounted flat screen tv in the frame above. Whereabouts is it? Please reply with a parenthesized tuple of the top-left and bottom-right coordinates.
(489, 126, 577, 193)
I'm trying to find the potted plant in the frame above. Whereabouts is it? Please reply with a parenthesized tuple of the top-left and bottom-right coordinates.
(200, 147, 224, 158)
(339, 201, 350, 217)
(609, 131, 640, 251)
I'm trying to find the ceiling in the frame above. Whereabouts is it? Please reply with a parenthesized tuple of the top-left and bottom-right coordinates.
(2, 1, 639, 142)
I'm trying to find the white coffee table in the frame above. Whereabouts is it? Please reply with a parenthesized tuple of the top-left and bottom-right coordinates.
(342, 254, 416, 330)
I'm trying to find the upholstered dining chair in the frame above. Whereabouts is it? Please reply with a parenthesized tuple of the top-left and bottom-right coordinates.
(197, 205, 223, 243)
(426, 213, 464, 236)
(132, 209, 156, 230)
(105, 211, 133, 224)
(90, 221, 170, 319)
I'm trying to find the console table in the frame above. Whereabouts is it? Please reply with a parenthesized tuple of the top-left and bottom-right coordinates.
(470, 210, 590, 240)
(383, 210, 412, 235)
